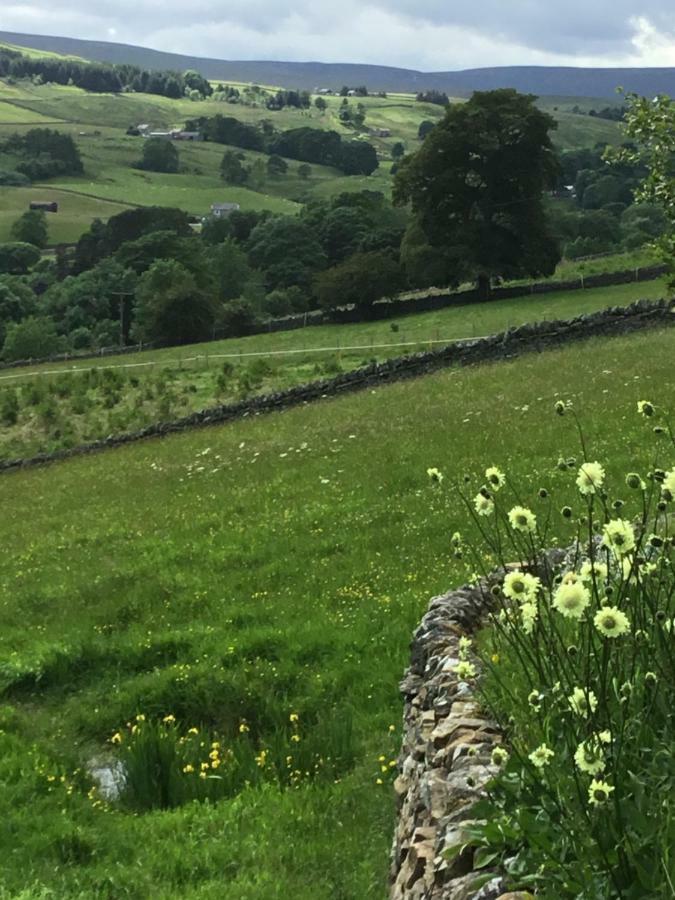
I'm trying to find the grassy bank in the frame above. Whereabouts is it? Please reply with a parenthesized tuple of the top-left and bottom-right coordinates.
(0, 326, 673, 898)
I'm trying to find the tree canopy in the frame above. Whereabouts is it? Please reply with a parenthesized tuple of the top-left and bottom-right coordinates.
(395, 89, 561, 296)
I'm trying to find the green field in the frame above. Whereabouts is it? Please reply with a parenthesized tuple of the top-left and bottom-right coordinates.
(0, 75, 623, 242)
(0, 325, 673, 899)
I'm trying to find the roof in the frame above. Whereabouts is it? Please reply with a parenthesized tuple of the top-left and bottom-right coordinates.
(211, 202, 240, 210)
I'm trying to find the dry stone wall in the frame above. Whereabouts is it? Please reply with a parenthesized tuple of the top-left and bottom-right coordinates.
(1, 297, 673, 474)
(390, 577, 535, 900)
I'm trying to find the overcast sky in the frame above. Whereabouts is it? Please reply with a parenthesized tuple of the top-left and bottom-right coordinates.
(3, 2, 675, 70)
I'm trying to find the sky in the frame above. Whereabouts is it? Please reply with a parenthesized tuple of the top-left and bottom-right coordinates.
(2, 1, 675, 70)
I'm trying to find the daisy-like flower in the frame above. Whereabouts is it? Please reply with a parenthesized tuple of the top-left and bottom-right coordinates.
(454, 660, 477, 680)
(601, 519, 636, 557)
(552, 581, 591, 620)
(528, 743, 555, 768)
(450, 531, 462, 548)
(491, 746, 509, 767)
(568, 686, 598, 717)
(503, 570, 541, 603)
(598, 730, 612, 744)
(637, 400, 654, 417)
(485, 466, 506, 491)
(576, 461, 606, 496)
(508, 506, 537, 534)
(520, 602, 538, 635)
(594, 606, 630, 639)
(580, 560, 608, 583)
(574, 739, 606, 775)
(427, 467, 443, 485)
(474, 492, 495, 516)
(588, 778, 615, 807)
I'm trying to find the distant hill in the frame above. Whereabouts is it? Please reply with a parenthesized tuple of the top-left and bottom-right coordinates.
(2, 30, 675, 98)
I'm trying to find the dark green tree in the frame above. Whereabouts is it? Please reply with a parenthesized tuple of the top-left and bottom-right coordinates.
(137, 137, 179, 173)
(314, 97, 327, 113)
(0, 242, 41, 275)
(395, 89, 561, 298)
(247, 216, 327, 292)
(10, 209, 48, 248)
(266, 154, 288, 176)
(391, 142, 405, 161)
(313, 251, 403, 315)
(132, 259, 216, 345)
(220, 150, 249, 184)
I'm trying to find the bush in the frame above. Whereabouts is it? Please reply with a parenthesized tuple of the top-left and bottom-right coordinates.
(136, 137, 179, 173)
(218, 298, 260, 337)
(438, 400, 675, 898)
(2, 316, 65, 361)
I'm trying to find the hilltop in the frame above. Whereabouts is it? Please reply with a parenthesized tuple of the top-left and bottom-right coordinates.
(2, 30, 675, 98)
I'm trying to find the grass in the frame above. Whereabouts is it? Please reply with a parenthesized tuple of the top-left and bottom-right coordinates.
(0, 326, 673, 898)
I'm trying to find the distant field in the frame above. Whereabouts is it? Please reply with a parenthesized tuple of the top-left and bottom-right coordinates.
(0, 186, 132, 243)
(0, 77, 624, 239)
(1, 278, 668, 460)
(0, 326, 673, 899)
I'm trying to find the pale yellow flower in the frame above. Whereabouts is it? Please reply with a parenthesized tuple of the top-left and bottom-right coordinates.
(508, 506, 537, 534)
(576, 461, 605, 496)
(594, 606, 630, 638)
(588, 778, 615, 807)
(528, 744, 554, 768)
(474, 492, 494, 517)
(568, 686, 598, 717)
(503, 570, 541, 603)
(601, 519, 636, 557)
(485, 466, 506, 491)
(552, 580, 591, 620)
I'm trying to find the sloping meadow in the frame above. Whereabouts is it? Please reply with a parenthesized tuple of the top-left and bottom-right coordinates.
(0, 327, 673, 899)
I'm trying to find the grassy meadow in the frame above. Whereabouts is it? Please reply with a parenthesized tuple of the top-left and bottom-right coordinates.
(0, 277, 668, 460)
(0, 325, 673, 898)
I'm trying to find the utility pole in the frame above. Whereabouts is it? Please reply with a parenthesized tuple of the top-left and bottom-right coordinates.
(112, 291, 134, 348)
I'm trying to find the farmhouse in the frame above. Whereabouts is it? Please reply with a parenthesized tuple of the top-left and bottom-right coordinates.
(210, 202, 241, 218)
(29, 201, 58, 213)
(369, 127, 392, 137)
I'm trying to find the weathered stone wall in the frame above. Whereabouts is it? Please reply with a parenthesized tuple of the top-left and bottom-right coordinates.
(1, 297, 672, 474)
(390, 579, 509, 900)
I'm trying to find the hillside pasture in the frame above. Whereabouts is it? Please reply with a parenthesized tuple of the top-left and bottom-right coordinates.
(0, 278, 668, 461)
(0, 326, 673, 898)
(0, 185, 132, 243)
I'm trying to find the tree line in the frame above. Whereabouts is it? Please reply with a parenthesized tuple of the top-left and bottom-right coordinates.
(0, 47, 212, 99)
(184, 115, 379, 175)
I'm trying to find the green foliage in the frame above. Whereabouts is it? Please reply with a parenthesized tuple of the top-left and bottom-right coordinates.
(220, 150, 249, 185)
(10, 209, 48, 248)
(2, 128, 83, 180)
(0, 242, 41, 275)
(2, 316, 64, 361)
(441, 403, 675, 897)
(266, 154, 288, 177)
(314, 250, 403, 313)
(610, 93, 675, 279)
(395, 89, 562, 295)
(247, 215, 327, 292)
(209, 239, 253, 302)
(137, 137, 180, 174)
(132, 259, 216, 345)
(0, 389, 19, 425)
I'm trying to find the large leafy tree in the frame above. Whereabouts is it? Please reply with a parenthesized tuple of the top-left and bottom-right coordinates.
(137, 137, 179, 173)
(132, 260, 216, 345)
(10, 210, 48, 248)
(394, 89, 561, 298)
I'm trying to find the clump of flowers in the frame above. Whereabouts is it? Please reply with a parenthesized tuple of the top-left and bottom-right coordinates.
(440, 399, 674, 898)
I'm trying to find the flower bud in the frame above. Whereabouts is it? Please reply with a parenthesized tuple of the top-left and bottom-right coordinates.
(626, 473, 642, 490)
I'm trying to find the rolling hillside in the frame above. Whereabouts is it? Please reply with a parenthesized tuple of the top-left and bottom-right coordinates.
(2, 30, 675, 97)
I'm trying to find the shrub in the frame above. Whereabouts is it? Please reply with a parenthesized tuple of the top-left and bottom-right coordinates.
(438, 400, 675, 898)
(2, 317, 65, 361)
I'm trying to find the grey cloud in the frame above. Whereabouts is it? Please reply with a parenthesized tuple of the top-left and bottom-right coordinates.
(2, 1, 674, 68)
